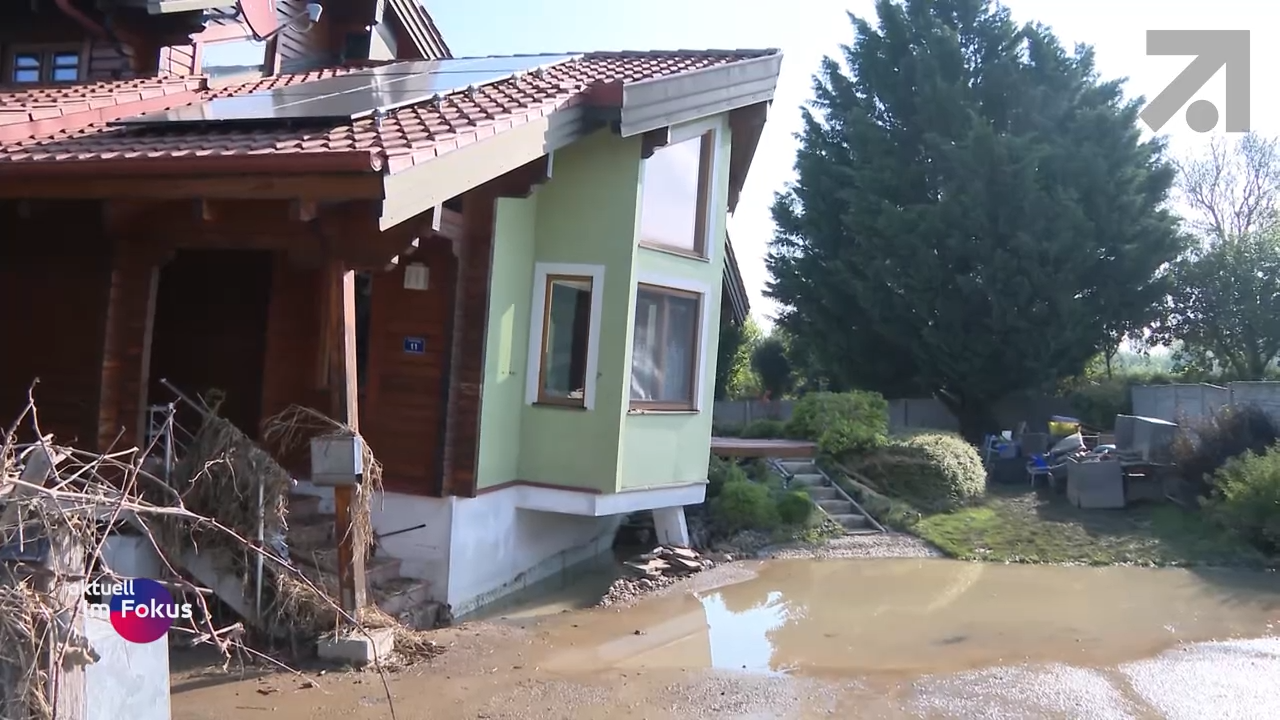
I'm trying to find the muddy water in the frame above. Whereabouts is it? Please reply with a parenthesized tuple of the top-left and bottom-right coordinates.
(535, 559, 1280, 678)
(171, 558, 1280, 719)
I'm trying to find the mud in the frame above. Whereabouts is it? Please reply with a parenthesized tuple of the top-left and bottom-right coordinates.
(172, 558, 1280, 719)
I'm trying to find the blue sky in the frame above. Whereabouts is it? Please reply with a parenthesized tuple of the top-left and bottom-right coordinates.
(429, 0, 1278, 331)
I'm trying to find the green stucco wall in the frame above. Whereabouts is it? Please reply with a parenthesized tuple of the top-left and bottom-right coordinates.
(473, 115, 733, 495)
(619, 116, 732, 490)
(474, 196, 538, 490)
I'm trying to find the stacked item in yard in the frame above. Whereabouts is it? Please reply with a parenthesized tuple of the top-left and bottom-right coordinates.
(623, 546, 712, 579)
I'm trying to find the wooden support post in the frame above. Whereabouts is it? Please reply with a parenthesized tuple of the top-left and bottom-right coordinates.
(326, 261, 367, 613)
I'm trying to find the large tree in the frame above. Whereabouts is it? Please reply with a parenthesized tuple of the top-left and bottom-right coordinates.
(767, 0, 1185, 437)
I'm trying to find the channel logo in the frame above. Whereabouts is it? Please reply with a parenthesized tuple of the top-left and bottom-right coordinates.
(84, 578, 194, 644)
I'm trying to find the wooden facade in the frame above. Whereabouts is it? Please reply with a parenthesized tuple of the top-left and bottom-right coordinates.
(0, 191, 497, 499)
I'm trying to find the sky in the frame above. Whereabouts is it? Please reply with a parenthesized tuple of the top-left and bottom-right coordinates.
(429, 0, 1279, 331)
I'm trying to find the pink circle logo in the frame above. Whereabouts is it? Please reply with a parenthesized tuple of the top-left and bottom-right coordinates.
(108, 578, 189, 643)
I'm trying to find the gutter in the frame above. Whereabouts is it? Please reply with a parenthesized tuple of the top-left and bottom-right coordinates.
(0, 151, 385, 178)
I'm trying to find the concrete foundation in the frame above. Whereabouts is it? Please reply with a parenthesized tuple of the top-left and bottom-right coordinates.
(652, 506, 691, 546)
(317, 627, 395, 667)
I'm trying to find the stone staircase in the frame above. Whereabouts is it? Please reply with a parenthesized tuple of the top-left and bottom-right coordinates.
(286, 494, 447, 629)
(776, 458, 880, 535)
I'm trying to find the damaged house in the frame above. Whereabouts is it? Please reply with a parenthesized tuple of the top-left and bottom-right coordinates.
(0, 0, 774, 618)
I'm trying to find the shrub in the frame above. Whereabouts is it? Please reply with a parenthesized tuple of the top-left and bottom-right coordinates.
(775, 490, 814, 525)
(707, 454, 749, 500)
(849, 432, 986, 512)
(1062, 378, 1132, 430)
(1206, 447, 1280, 554)
(786, 391, 889, 455)
(710, 478, 779, 535)
(740, 418, 787, 439)
(1173, 404, 1279, 499)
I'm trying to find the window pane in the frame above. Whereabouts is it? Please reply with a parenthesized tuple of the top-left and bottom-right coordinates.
(541, 278, 592, 401)
(13, 53, 40, 83)
(52, 52, 78, 67)
(630, 294, 662, 401)
(199, 38, 267, 78)
(630, 288, 700, 404)
(51, 66, 79, 82)
(638, 133, 710, 253)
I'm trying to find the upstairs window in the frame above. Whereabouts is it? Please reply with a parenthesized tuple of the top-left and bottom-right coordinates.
(9, 47, 81, 83)
(198, 37, 268, 79)
(638, 130, 716, 258)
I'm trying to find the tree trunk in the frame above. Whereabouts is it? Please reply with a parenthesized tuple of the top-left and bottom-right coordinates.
(937, 390, 997, 444)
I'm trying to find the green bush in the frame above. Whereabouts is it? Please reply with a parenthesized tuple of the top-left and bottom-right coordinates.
(1062, 378, 1132, 430)
(1206, 447, 1280, 554)
(710, 478, 780, 535)
(740, 418, 787, 439)
(707, 454, 749, 500)
(775, 490, 814, 525)
(786, 391, 889, 455)
(1173, 404, 1279, 499)
(850, 432, 986, 512)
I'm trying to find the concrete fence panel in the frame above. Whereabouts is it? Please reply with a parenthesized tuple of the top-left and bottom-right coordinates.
(1226, 382, 1280, 426)
(1131, 383, 1232, 423)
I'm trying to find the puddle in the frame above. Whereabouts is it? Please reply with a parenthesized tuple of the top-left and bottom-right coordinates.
(536, 558, 1280, 678)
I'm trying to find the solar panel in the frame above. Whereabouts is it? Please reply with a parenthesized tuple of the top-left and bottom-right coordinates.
(112, 53, 582, 128)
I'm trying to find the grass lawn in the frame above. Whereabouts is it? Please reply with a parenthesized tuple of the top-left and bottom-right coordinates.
(910, 485, 1272, 567)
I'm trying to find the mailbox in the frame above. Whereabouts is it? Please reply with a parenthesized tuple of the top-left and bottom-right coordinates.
(310, 435, 364, 487)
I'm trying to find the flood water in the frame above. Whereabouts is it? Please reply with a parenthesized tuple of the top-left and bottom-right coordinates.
(171, 558, 1280, 719)
(535, 559, 1280, 678)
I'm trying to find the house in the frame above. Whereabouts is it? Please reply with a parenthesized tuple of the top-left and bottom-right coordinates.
(0, 0, 778, 616)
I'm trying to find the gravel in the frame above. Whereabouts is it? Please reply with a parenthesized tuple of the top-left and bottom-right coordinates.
(760, 532, 944, 559)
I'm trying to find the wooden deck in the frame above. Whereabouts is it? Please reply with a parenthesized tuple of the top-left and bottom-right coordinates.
(710, 437, 817, 458)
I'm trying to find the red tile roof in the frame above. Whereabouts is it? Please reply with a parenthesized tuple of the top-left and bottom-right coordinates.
(0, 51, 776, 175)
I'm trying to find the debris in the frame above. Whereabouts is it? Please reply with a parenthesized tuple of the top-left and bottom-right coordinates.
(622, 545, 710, 579)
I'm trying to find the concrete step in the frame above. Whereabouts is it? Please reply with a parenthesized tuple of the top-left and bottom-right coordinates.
(287, 519, 332, 550)
(832, 513, 869, 530)
(819, 499, 855, 515)
(806, 485, 839, 501)
(780, 460, 818, 475)
(288, 494, 326, 522)
(790, 473, 827, 487)
(296, 549, 403, 587)
(374, 578, 447, 629)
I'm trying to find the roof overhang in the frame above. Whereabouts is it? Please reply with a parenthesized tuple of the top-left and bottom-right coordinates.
(614, 52, 781, 139)
(112, 0, 227, 13)
(723, 232, 750, 325)
(377, 104, 598, 230)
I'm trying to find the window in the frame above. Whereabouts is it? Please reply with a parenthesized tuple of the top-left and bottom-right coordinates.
(9, 48, 81, 83)
(198, 38, 268, 79)
(526, 263, 604, 409)
(638, 131, 715, 257)
(630, 285, 702, 409)
(536, 275, 594, 406)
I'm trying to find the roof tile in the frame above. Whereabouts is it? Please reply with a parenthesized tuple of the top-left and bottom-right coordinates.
(0, 50, 775, 173)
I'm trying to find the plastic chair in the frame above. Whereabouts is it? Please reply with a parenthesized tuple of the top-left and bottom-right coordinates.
(1027, 454, 1052, 488)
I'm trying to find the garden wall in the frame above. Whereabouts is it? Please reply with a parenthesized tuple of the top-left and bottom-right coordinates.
(1132, 382, 1280, 425)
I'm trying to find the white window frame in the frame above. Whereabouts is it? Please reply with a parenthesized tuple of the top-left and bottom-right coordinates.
(636, 115, 727, 265)
(525, 262, 606, 410)
(629, 271, 715, 413)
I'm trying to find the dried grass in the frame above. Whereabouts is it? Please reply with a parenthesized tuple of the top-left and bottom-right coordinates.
(0, 386, 430, 720)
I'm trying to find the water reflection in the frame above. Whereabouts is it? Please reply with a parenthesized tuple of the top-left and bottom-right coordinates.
(538, 559, 1280, 678)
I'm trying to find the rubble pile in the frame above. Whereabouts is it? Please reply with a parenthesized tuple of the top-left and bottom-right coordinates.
(623, 545, 712, 579)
